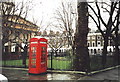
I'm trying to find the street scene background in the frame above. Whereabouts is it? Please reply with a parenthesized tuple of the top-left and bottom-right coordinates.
(0, 0, 120, 81)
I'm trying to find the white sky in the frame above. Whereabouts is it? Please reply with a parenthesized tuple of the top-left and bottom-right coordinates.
(15, 0, 118, 32)
(28, 0, 61, 25)
(15, 0, 77, 32)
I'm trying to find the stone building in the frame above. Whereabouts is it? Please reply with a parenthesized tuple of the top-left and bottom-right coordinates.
(1, 2, 39, 59)
(4, 15, 38, 53)
(87, 33, 116, 55)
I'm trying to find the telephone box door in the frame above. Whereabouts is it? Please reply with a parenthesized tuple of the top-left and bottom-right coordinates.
(30, 45, 37, 68)
(29, 43, 38, 74)
(40, 43, 47, 72)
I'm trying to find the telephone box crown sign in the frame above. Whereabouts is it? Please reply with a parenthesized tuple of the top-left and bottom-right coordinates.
(30, 38, 47, 42)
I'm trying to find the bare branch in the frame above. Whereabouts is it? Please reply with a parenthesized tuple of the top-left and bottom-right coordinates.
(111, 11, 120, 33)
(95, 2, 107, 27)
(89, 14, 104, 36)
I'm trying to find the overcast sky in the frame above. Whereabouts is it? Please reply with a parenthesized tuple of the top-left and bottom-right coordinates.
(15, 0, 77, 32)
(16, 0, 59, 24)
(28, 0, 61, 25)
(15, 0, 117, 32)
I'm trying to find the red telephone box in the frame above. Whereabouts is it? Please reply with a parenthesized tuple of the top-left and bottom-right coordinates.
(28, 38, 48, 74)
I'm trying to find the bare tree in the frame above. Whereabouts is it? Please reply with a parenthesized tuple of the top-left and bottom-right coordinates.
(53, 1, 77, 55)
(88, 1, 120, 67)
(48, 31, 68, 57)
(2, 1, 34, 46)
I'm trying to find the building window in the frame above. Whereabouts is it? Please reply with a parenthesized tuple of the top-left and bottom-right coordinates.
(98, 49, 100, 53)
(87, 42, 90, 47)
(94, 49, 97, 54)
(97, 41, 101, 46)
(97, 36, 101, 40)
(91, 49, 93, 53)
(109, 48, 112, 52)
(93, 43, 95, 47)
(92, 41, 95, 47)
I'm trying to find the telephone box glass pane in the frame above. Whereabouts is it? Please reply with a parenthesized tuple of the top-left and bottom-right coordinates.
(31, 47, 36, 68)
(41, 46, 46, 68)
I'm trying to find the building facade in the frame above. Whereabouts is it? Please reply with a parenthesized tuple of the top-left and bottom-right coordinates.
(1, 2, 39, 57)
(4, 15, 38, 53)
(87, 33, 116, 55)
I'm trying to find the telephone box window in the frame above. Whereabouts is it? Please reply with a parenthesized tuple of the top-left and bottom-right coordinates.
(31, 47, 36, 68)
(41, 47, 46, 64)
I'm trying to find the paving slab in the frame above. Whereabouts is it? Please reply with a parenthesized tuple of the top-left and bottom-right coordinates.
(79, 67, 120, 81)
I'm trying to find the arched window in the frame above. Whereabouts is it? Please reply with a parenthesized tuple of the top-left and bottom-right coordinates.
(94, 49, 97, 54)
(91, 49, 93, 53)
(109, 48, 112, 52)
(87, 42, 90, 47)
(93, 43, 95, 47)
(98, 49, 100, 53)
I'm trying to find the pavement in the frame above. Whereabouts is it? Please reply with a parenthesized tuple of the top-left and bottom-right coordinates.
(2, 67, 83, 80)
(79, 67, 120, 81)
(1, 67, 120, 81)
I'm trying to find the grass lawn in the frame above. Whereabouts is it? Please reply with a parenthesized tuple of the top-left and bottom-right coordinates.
(2, 56, 115, 71)
(2, 59, 29, 67)
(47, 59, 72, 70)
(2, 58, 72, 70)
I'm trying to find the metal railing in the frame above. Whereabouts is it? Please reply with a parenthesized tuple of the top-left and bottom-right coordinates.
(2, 51, 119, 72)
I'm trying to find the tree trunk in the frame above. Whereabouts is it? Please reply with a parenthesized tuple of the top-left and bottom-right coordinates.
(72, 45, 75, 56)
(113, 27, 120, 65)
(113, 4, 120, 65)
(102, 36, 108, 68)
(73, 2, 90, 72)
(114, 44, 120, 65)
(55, 50, 58, 57)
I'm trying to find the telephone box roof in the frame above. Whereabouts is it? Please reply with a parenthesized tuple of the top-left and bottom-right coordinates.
(30, 37, 47, 42)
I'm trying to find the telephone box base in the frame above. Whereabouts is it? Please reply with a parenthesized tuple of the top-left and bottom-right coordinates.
(29, 72, 47, 75)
